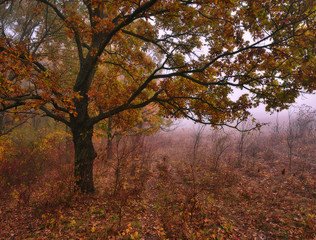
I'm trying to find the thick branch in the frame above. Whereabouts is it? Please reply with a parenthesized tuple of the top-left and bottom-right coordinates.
(39, 105, 70, 126)
(90, 90, 162, 125)
(74, 0, 159, 93)
(0, 102, 25, 111)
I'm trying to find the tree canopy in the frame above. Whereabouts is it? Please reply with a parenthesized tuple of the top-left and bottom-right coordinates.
(0, 0, 315, 192)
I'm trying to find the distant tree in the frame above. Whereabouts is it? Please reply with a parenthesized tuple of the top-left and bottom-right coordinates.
(210, 129, 230, 171)
(192, 124, 206, 163)
(97, 104, 169, 162)
(0, 0, 315, 192)
(294, 105, 316, 141)
(0, 112, 29, 137)
(245, 132, 262, 168)
(286, 105, 315, 171)
(273, 112, 280, 134)
(286, 109, 298, 172)
(236, 120, 254, 167)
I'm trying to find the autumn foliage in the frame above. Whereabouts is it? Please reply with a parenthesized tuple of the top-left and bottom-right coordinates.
(0, 0, 315, 238)
(0, 0, 315, 192)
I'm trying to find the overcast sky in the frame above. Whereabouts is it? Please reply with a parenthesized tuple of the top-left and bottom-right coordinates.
(251, 93, 316, 123)
(178, 92, 316, 129)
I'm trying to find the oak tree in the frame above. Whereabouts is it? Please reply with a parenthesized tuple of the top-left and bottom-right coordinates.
(0, 0, 315, 192)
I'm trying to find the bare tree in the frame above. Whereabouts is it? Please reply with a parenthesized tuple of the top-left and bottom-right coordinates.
(287, 109, 298, 172)
(245, 132, 263, 168)
(210, 129, 230, 171)
(192, 124, 206, 163)
(274, 112, 280, 134)
(236, 121, 253, 167)
(295, 105, 316, 142)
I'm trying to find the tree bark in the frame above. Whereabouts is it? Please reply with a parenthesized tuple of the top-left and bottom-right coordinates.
(106, 117, 113, 160)
(71, 123, 96, 193)
(71, 96, 97, 193)
(0, 112, 4, 134)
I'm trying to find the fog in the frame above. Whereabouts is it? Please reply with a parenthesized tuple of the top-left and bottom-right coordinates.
(177, 93, 316, 129)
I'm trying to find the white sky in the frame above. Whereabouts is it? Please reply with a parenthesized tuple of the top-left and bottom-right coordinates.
(178, 93, 316, 129)
(251, 93, 316, 123)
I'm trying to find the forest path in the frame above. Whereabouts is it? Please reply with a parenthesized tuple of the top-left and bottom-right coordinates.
(139, 161, 164, 240)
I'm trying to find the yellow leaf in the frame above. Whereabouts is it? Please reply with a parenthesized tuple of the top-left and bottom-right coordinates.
(91, 226, 96, 233)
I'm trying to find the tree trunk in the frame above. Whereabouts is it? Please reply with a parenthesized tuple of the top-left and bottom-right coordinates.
(0, 112, 4, 134)
(71, 123, 97, 193)
(70, 93, 97, 193)
(106, 117, 113, 160)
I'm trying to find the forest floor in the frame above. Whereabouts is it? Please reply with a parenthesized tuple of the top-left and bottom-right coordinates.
(1, 158, 315, 239)
(0, 132, 315, 239)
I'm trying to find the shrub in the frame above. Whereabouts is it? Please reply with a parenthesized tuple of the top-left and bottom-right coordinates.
(0, 121, 73, 205)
